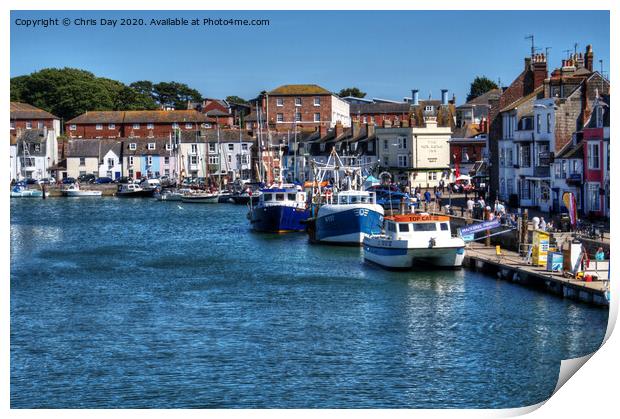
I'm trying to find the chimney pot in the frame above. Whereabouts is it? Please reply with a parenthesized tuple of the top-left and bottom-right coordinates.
(411, 89, 419, 106)
(441, 89, 448, 106)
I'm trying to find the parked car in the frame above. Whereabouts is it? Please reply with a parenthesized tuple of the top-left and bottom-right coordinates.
(78, 174, 97, 183)
(63, 177, 77, 184)
(95, 177, 114, 184)
(37, 177, 56, 185)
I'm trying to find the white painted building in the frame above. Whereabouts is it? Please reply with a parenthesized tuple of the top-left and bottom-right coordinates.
(330, 95, 351, 128)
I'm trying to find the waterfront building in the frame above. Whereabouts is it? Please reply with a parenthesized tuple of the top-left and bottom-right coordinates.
(582, 93, 610, 218)
(187, 98, 234, 127)
(66, 139, 123, 179)
(253, 84, 351, 132)
(121, 137, 175, 180)
(374, 91, 455, 188)
(349, 101, 411, 127)
(10, 102, 61, 181)
(551, 135, 585, 214)
(65, 110, 209, 139)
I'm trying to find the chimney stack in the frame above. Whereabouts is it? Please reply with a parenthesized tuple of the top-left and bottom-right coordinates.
(366, 122, 375, 137)
(411, 89, 419, 106)
(352, 120, 361, 138)
(319, 123, 327, 138)
(585, 44, 594, 72)
(441, 89, 448, 106)
(532, 53, 548, 89)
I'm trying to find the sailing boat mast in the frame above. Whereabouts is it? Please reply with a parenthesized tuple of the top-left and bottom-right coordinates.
(216, 115, 222, 192)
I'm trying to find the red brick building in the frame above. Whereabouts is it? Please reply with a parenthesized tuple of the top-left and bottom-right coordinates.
(66, 110, 208, 139)
(252, 84, 351, 132)
(10, 102, 60, 134)
(349, 102, 411, 127)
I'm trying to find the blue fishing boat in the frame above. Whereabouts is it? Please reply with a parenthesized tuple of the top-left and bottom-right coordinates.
(314, 190, 384, 244)
(368, 187, 410, 209)
(248, 185, 310, 233)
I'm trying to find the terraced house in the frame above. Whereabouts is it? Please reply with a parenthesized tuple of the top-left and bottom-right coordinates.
(122, 138, 176, 180)
(65, 110, 209, 139)
(66, 139, 123, 180)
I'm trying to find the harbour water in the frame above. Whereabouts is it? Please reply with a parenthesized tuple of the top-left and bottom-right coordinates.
(10, 199, 608, 408)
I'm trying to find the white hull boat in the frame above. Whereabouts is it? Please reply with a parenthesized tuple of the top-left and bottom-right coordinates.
(10, 186, 45, 198)
(181, 192, 220, 203)
(63, 184, 102, 197)
(363, 214, 465, 269)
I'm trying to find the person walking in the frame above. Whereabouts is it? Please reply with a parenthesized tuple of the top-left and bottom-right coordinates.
(540, 217, 547, 231)
(466, 197, 475, 219)
(435, 189, 442, 212)
(424, 190, 431, 211)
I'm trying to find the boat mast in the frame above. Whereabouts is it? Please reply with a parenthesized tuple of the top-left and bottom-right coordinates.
(216, 115, 222, 192)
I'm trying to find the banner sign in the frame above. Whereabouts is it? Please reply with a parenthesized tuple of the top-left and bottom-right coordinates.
(459, 219, 501, 236)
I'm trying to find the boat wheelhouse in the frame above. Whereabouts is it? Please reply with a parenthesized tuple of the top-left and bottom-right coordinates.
(248, 186, 310, 233)
(63, 183, 102, 197)
(363, 214, 465, 269)
(116, 183, 154, 198)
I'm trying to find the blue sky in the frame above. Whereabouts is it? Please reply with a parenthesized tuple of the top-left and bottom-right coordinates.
(10, 10, 609, 104)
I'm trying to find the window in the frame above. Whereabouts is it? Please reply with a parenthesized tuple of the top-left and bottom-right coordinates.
(398, 223, 410, 232)
(398, 155, 408, 167)
(25, 121, 32, 129)
(314, 97, 321, 106)
(37, 121, 44, 129)
(164, 156, 169, 164)
(520, 144, 531, 168)
(274, 193, 284, 201)
(276, 113, 284, 123)
(587, 183, 600, 211)
(191, 144, 198, 154)
(165, 143, 171, 151)
(107, 158, 114, 167)
(287, 193, 296, 201)
(429, 172, 437, 181)
(79, 157, 86, 166)
(146, 156, 153, 165)
(148, 143, 156, 150)
(129, 143, 137, 150)
(276, 98, 283, 107)
(209, 143, 216, 152)
(546, 113, 551, 133)
(108, 123, 115, 130)
(190, 155, 198, 165)
(228, 154, 232, 163)
(129, 156, 134, 165)
(536, 114, 541, 134)
(314, 113, 320, 122)
(588, 143, 600, 169)
(242, 144, 248, 151)
(241, 155, 249, 164)
(106, 170, 113, 178)
(507, 179, 513, 196)
(147, 123, 154, 129)
(128, 169, 134, 178)
(507, 148, 513, 166)
(185, 123, 193, 129)
(425, 105, 434, 112)
(397, 137, 407, 149)
(172, 122, 179, 129)
(164, 169, 170, 176)
(208, 155, 219, 165)
(10, 121, 15, 130)
(413, 223, 437, 232)
(368, 141, 374, 152)
(227, 144, 234, 151)
(295, 98, 302, 106)
(95, 123, 105, 130)
(521, 180, 531, 200)
(387, 222, 396, 233)
(34, 144, 41, 153)
(440, 223, 449, 231)
(383, 139, 388, 150)
(295, 113, 302, 122)
(132, 123, 140, 129)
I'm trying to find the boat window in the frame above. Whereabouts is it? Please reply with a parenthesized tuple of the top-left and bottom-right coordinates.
(287, 193, 296, 201)
(413, 223, 437, 232)
(440, 223, 449, 231)
(398, 223, 410, 232)
(339, 196, 347, 204)
(361, 196, 370, 203)
(350, 195, 359, 204)
(387, 222, 396, 233)
(263, 193, 272, 201)
(276, 193, 285, 201)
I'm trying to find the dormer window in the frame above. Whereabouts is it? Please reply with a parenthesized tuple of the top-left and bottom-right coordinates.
(425, 105, 434, 112)
(172, 122, 179, 129)
(70, 124, 76, 131)
(129, 143, 137, 150)
(148, 143, 156, 150)
(132, 123, 140, 129)
(147, 123, 154, 129)
(96, 124, 103, 130)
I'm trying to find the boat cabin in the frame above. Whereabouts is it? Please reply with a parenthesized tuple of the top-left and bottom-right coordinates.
(383, 214, 453, 240)
(335, 190, 377, 205)
(259, 188, 307, 207)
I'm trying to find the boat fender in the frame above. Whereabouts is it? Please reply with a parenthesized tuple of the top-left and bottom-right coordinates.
(429, 237, 436, 248)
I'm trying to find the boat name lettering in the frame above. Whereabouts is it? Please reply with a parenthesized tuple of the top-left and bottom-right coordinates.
(353, 208, 369, 217)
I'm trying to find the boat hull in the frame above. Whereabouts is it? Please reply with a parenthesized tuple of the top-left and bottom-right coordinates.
(10, 190, 43, 198)
(231, 195, 259, 205)
(363, 237, 465, 269)
(181, 194, 219, 203)
(116, 190, 155, 198)
(315, 205, 384, 245)
(64, 190, 102, 197)
(249, 205, 311, 233)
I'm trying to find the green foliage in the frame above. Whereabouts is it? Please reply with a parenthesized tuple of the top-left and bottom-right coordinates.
(466, 76, 499, 102)
(226, 95, 248, 105)
(10, 68, 202, 120)
(338, 87, 366, 98)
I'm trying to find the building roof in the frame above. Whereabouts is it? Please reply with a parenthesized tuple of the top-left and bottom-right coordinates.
(66, 110, 209, 124)
(451, 122, 484, 139)
(66, 139, 122, 158)
(350, 102, 411, 115)
(500, 85, 544, 113)
(458, 88, 503, 108)
(122, 137, 171, 156)
(267, 84, 333, 96)
(10, 102, 59, 120)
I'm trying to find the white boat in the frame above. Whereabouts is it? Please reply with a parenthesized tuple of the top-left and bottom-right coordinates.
(116, 183, 154, 198)
(363, 214, 465, 269)
(10, 185, 45, 198)
(154, 188, 191, 201)
(181, 192, 220, 203)
(63, 183, 102, 197)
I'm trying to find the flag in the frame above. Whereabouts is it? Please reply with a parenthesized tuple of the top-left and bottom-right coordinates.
(562, 192, 578, 227)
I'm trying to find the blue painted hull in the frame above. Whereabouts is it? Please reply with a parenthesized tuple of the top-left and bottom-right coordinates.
(315, 207, 384, 244)
(250, 205, 311, 233)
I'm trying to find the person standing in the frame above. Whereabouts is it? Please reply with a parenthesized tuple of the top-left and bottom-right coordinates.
(424, 190, 431, 211)
(540, 217, 547, 231)
(435, 189, 442, 211)
(466, 197, 475, 219)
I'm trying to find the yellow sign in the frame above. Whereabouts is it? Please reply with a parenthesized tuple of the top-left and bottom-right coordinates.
(532, 230, 550, 267)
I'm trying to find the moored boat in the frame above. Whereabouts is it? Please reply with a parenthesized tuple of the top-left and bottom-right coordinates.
(116, 183, 154, 198)
(312, 190, 384, 245)
(181, 191, 220, 203)
(10, 184, 45, 198)
(248, 186, 310, 233)
(63, 183, 102, 197)
(154, 188, 191, 201)
(363, 214, 465, 269)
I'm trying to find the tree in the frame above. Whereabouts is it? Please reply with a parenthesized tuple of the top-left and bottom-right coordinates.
(153, 81, 202, 110)
(466, 76, 499, 102)
(225, 95, 248, 105)
(338, 87, 366, 98)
